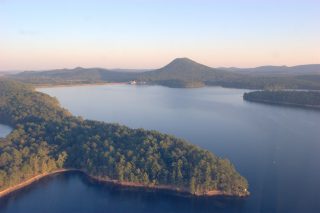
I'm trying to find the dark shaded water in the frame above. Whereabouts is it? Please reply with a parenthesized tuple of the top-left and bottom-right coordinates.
(1, 85, 320, 213)
(0, 172, 246, 213)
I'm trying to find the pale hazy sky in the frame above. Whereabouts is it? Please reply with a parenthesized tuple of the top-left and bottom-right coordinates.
(1, 0, 319, 70)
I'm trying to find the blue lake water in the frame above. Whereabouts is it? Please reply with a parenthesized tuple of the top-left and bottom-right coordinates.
(0, 124, 12, 138)
(1, 85, 320, 213)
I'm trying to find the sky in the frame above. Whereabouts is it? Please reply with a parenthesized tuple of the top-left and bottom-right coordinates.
(0, 0, 319, 70)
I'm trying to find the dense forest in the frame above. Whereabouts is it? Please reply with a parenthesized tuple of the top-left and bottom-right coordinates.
(243, 90, 320, 109)
(6, 58, 320, 90)
(0, 80, 249, 196)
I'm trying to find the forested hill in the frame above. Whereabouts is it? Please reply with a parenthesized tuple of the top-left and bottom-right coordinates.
(0, 80, 249, 196)
(137, 58, 241, 88)
(139, 59, 320, 89)
(6, 67, 138, 85)
(6, 58, 320, 89)
(243, 90, 320, 109)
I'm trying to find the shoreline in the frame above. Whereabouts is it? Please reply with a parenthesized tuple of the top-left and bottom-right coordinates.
(244, 98, 320, 110)
(34, 82, 129, 89)
(84, 173, 229, 197)
(0, 169, 75, 198)
(0, 169, 243, 199)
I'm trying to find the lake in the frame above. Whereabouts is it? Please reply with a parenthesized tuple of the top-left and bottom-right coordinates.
(0, 124, 12, 138)
(1, 85, 320, 213)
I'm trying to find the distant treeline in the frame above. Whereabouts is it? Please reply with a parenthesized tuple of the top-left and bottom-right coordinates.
(0, 80, 249, 196)
(243, 90, 320, 109)
(5, 58, 320, 90)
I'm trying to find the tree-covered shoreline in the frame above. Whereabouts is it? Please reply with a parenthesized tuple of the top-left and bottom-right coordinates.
(0, 80, 249, 197)
(243, 90, 320, 110)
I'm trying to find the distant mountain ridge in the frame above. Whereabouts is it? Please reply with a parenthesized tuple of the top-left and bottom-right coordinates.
(140, 58, 239, 80)
(137, 58, 242, 88)
(4, 58, 320, 90)
(219, 64, 320, 75)
(10, 67, 138, 85)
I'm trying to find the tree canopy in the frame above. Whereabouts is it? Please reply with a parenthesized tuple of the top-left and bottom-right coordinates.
(244, 90, 320, 109)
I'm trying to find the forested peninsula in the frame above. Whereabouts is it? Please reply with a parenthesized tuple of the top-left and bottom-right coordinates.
(243, 91, 320, 109)
(0, 80, 249, 197)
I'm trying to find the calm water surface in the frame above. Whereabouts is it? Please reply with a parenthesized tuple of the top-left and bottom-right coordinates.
(0, 124, 12, 138)
(1, 85, 319, 213)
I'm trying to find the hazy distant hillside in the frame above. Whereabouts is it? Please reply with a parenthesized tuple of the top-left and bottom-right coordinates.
(220, 64, 320, 76)
(110, 69, 153, 73)
(8, 67, 138, 85)
(137, 58, 242, 88)
(0, 71, 20, 76)
(139, 58, 234, 80)
(137, 58, 320, 89)
(5, 58, 320, 90)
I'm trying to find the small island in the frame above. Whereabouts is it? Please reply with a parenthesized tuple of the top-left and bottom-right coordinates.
(243, 90, 320, 109)
(0, 80, 249, 198)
